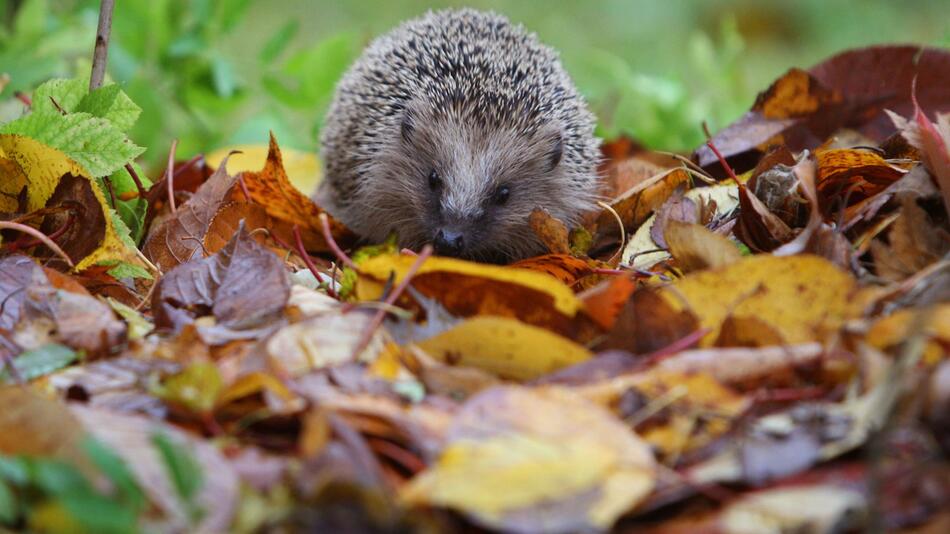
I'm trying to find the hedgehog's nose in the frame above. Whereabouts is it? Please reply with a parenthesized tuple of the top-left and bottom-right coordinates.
(434, 229, 464, 256)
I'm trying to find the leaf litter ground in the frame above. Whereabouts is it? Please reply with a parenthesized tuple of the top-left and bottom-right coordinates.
(0, 44, 949, 533)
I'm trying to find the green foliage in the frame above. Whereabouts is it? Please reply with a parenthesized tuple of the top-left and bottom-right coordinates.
(0, 439, 143, 534)
(0, 343, 78, 383)
(151, 432, 205, 523)
(0, 110, 145, 176)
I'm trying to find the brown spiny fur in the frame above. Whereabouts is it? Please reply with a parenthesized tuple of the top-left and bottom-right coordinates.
(317, 8, 600, 261)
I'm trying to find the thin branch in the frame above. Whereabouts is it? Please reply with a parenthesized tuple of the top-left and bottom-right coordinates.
(293, 225, 337, 299)
(165, 139, 179, 213)
(319, 212, 356, 269)
(89, 0, 115, 91)
(0, 221, 74, 268)
(351, 245, 432, 360)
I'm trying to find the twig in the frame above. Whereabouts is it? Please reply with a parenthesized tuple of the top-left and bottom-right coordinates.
(0, 221, 74, 268)
(319, 212, 355, 269)
(89, 0, 115, 91)
(351, 245, 432, 360)
(13, 91, 31, 108)
(123, 163, 147, 200)
(293, 225, 337, 299)
(596, 200, 625, 265)
(702, 121, 741, 186)
(165, 139, 178, 213)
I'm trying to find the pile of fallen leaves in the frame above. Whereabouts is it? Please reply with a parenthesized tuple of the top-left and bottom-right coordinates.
(0, 44, 948, 533)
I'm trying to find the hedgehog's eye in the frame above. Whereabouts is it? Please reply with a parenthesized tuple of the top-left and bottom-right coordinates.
(492, 185, 510, 205)
(428, 170, 442, 192)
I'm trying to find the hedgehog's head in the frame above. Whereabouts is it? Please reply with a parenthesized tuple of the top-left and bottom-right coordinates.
(364, 96, 595, 261)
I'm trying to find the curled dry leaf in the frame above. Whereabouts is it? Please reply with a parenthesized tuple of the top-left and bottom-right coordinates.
(143, 155, 238, 272)
(623, 183, 739, 269)
(402, 386, 656, 534)
(870, 196, 950, 281)
(528, 208, 571, 254)
(598, 167, 690, 239)
(152, 222, 290, 344)
(663, 219, 742, 273)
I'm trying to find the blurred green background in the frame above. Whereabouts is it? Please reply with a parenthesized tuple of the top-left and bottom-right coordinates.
(2, 0, 948, 170)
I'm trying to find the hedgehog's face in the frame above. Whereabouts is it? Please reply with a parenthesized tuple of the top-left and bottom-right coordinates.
(376, 103, 578, 261)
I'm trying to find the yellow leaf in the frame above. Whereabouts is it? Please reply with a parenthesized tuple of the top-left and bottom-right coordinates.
(217, 371, 297, 407)
(866, 304, 950, 365)
(662, 254, 860, 346)
(402, 386, 655, 531)
(417, 316, 592, 381)
(357, 253, 581, 317)
(0, 134, 139, 270)
(206, 142, 322, 195)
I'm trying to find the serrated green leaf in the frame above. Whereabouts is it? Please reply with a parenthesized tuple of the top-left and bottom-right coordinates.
(32, 77, 87, 115)
(2, 343, 77, 383)
(76, 84, 142, 132)
(0, 458, 29, 486)
(0, 111, 144, 177)
(100, 260, 152, 281)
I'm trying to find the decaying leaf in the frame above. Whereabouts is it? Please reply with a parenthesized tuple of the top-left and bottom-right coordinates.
(152, 222, 290, 344)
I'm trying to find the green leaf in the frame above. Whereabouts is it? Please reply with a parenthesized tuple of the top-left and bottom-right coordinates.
(100, 260, 152, 281)
(31, 459, 91, 496)
(81, 438, 144, 512)
(76, 84, 142, 132)
(1, 343, 77, 383)
(13, 0, 48, 36)
(0, 482, 17, 524)
(0, 111, 145, 177)
(106, 297, 154, 340)
(260, 20, 299, 63)
(31, 77, 87, 115)
(152, 432, 204, 521)
(0, 458, 29, 486)
(211, 56, 239, 98)
(57, 491, 139, 534)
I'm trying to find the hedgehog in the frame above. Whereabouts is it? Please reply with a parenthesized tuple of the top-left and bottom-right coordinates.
(316, 8, 601, 261)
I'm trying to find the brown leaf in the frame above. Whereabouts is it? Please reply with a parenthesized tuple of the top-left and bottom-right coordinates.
(598, 287, 699, 355)
(509, 253, 593, 287)
(598, 168, 690, 239)
(664, 220, 742, 272)
(37, 174, 105, 266)
(871, 196, 950, 281)
(580, 274, 638, 331)
(152, 222, 290, 344)
(143, 159, 238, 272)
(237, 133, 355, 252)
(734, 182, 795, 251)
(696, 46, 950, 174)
(528, 208, 571, 254)
(650, 189, 698, 249)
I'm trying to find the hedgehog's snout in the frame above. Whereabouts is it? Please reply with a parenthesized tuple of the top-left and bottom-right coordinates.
(434, 228, 465, 256)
